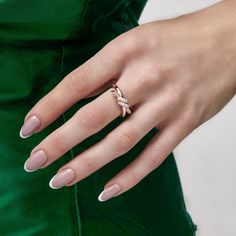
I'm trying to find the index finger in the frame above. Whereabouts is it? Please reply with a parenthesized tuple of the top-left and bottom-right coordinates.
(20, 39, 124, 138)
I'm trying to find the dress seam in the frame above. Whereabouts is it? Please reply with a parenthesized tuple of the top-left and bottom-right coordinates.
(68, 0, 90, 40)
(56, 0, 91, 234)
(58, 45, 82, 236)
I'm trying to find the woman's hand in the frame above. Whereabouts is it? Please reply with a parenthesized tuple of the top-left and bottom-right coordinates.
(20, 1, 236, 201)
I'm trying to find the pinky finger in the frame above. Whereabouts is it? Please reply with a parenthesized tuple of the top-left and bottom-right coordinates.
(98, 116, 193, 202)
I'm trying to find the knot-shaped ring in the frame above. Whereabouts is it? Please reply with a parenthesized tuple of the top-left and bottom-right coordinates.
(110, 81, 132, 118)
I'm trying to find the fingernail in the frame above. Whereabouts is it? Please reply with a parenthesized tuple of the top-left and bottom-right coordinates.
(19, 115, 40, 138)
(49, 168, 75, 189)
(24, 150, 48, 172)
(98, 184, 122, 202)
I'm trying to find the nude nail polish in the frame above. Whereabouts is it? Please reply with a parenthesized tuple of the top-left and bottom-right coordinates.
(49, 168, 75, 189)
(24, 150, 47, 172)
(98, 184, 122, 202)
(19, 115, 40, 138)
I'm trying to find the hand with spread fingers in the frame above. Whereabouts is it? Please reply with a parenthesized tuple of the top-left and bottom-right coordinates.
(20, 1, 236, 202)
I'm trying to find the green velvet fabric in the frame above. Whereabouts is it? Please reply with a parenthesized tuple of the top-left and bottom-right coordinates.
(0, 0, 197, 235)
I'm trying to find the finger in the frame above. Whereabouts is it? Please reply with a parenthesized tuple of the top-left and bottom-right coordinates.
(83, 80, 113, 98)
(98, 116, 194, 201)
(20, 40, 124, 137)
(24, 80, 137, 172)
(48, 100, 166, 189)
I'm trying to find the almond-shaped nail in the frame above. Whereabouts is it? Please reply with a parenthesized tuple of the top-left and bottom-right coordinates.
(19, 115, 40, 138)
(98, 184, 122, 202)
(24, 150, 48, 172)
(49, 168, 75, 189)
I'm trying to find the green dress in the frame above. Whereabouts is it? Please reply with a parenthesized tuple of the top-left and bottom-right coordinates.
(0, 0, 198, 235)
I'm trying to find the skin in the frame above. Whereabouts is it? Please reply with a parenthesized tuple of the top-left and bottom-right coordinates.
(21, 0, 236, 200)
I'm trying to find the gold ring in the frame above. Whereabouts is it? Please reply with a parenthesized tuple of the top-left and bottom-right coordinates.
(110, 80, 132, 118)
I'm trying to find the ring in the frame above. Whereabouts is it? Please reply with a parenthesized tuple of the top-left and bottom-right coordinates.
(110, 80, 132, 118)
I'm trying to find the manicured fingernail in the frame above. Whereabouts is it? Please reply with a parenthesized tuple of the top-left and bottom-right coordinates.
(19, 115, 40, 138)
(49, 168, 75, 189)
(98, 184, 122, 202)
(24, 150, 47, 172)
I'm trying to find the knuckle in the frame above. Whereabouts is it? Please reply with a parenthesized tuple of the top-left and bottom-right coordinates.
(183, 105, 201, 130)
(167, 85, 184, 106)
(113, 128, 138, 153)
(80, 158, 97, 174)
(41, 96, 57, 117)
(147, 152, 166, 168)
(118, 32, 141, 56)
(68, 68, 90, 97)
(176, 109, 198, 135)
(128, 170, 142, 185)
(143, 73, 159, 90)
(157, 63, 172, 79)
(135, 64, 174, 97)
(79, 104, 107, 130)
(136, 64, 159, 89)
(50, 134, 68, 154)
(183, 108, 195, 123)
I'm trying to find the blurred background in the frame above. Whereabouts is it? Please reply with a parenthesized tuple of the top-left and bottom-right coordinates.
(139, 1, 236, 236)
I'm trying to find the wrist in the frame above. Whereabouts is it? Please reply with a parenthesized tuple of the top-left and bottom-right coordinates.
(179, 0, 236, 89)
(181, 0, 236, 46)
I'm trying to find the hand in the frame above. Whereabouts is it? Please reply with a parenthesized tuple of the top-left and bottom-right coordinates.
(20, 1, 236, 201)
